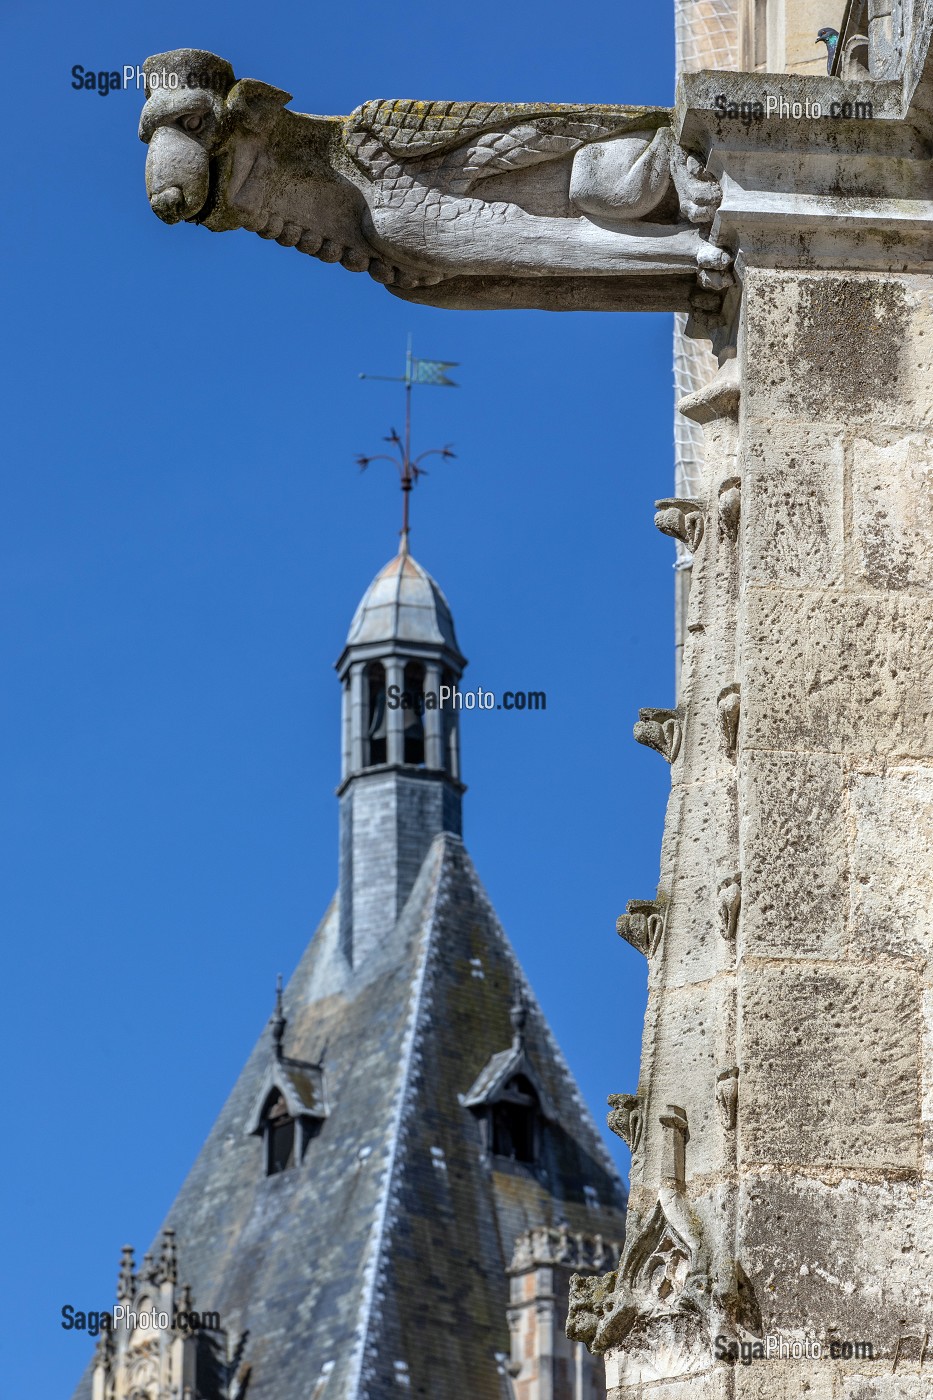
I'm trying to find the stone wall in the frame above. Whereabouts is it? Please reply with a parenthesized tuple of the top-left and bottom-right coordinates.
(601, 266, 933, 1399)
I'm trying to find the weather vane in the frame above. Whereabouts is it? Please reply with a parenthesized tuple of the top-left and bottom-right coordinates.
(357, 335, 458, 548)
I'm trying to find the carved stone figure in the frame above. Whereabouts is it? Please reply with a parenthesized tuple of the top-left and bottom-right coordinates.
(716, 1068, 739, 1131)
(567, 1104, 759, 1369)
(137, 50, 732, 312)
(654, 497, 705, 552)
(718, 476, 741, 542)
(616, 899, 666, 957)
(607, 1093, 643, 1154)
(717, 872, 742, 942)
(716, 683, 740, 760)
(633, 707, 682, 764)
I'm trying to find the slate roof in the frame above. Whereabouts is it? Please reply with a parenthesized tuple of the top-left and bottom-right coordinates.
(340, 550, 464, 663)
(75, 833, 626, 1400)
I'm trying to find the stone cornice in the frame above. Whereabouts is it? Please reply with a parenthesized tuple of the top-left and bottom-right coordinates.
(674, 40, 933, 273)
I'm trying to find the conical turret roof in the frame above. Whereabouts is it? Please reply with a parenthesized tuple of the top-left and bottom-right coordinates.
(341, 545, 464, 665)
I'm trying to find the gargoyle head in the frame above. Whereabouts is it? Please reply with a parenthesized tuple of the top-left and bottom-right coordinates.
(138, 49, 291, 229)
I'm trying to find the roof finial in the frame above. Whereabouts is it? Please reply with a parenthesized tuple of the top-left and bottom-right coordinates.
(510, 987, 528, 1050)
(357, 337, 458, 550)
(272, 973, 286, 1061)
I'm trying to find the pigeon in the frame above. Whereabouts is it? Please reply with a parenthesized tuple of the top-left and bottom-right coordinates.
(816, 26, 840, 73)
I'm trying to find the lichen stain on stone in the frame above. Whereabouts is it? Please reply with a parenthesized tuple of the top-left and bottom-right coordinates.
(793, 277, 908, 412)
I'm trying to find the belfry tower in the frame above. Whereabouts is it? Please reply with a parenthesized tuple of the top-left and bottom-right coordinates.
(336, 536, 465, 967)
(76, 541, 628, 1400)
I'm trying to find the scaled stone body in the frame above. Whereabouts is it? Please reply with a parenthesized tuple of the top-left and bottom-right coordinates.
(137, 51, 732, 311)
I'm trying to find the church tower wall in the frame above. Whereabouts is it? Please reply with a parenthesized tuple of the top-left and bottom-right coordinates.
(339, 770, 462, 966)
(335, 545, 466, 967)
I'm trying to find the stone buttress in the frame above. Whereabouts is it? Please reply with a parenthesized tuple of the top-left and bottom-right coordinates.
(571, 14, 933, 1395)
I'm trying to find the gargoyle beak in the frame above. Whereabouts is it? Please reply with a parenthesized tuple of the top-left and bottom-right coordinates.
(145, 125, 211, 224)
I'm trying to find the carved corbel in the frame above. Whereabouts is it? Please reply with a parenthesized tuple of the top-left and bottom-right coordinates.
(717, 684, 740, 760)
(717, 872, 742, 941)
(633, 707, 682, 764)
(607, 1094, 643, 1155)
(569, 1096, 761, 1358)
(716, 1069, 739, 1131)
(616, 899, 666, 957)
(718, 476, 741, 542)
(654, 497, 704, 553)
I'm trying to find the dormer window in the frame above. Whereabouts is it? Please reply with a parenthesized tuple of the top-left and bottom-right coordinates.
(246, 992, 329, 1178)
(491, 1074, 538, 1163)
(462, 994, 554, 1170)
(263, 1091, 296, 1175)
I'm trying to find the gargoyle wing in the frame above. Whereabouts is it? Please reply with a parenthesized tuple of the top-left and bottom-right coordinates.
(344, 98, 671, 189)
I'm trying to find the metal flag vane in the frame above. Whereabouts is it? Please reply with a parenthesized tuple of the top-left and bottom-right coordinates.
(357, 336, 458, 549)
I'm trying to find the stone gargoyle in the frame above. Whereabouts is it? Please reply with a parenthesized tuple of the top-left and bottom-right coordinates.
(138, 50, 733, 313)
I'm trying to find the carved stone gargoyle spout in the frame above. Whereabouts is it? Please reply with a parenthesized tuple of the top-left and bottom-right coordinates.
(607, 1093, 643, 1154)
(137, 50, 733, 312)
(654, 498, 705, 553)
(617, 900, 666, 957)
(633, 708, 682, 764)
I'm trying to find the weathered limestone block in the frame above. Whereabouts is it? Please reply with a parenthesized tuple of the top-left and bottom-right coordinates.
(739, 1176, 933, 1345)
(739, 963, 920, 1171)
(639, 982, 729, 1181)
(733, 1366, 835, 1400)
(742, 273, 933, 432)
(850, 766, 933, 960)
(920, 987, 933, 1177)
(837, 1378, 928, 1400)
(740, 751, 847, 959)
(604, 1354, 730, 1399)
(852, 433, 933, 589)
(660, 766, 738, 879)
(742, 425, 845, 588)
(656, 780, 738, 988)
(743, 590, 933, 758)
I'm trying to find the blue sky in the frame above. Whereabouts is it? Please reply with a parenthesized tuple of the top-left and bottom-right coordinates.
(2, 4, 680, 1393)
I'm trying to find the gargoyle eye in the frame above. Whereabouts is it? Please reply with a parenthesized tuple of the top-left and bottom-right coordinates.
(180, 113, 204, 133)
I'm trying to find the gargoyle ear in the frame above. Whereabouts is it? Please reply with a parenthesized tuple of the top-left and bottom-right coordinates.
(226, 79, 292, 134)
